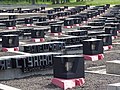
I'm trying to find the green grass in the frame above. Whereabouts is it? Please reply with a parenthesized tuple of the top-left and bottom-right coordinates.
(0, 1, 52, 5)
(48, 0, 120, 7)
(0, 1, 30, 5)
(85, 0, 120, 5)
(0, 0, 120, 6)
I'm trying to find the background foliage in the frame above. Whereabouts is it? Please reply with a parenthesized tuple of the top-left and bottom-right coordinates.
(0, 0, 120, 6)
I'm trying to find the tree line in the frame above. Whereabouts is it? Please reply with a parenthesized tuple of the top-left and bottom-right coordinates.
(0, 0, 88, 4)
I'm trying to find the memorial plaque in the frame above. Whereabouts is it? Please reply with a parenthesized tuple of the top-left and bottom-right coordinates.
(31, 28, 45, 38)
(21, 42, 65, 53)
(66, 30, 88, 36)
(104, 27, 117, 36)
(97, 34, 112, 46)
(47, 14, 56, 20)
(2, 34, 19, 48)
(4, 20, 16, 28)
(39, 17, 47, 22)
(24, 17, 33, 25)
(53, 55, 84, 79)
(64, 18, 74, 27)
(51, 25, 62, 33)
(9, 15, 17, 19)
(83, 38, 103, 55)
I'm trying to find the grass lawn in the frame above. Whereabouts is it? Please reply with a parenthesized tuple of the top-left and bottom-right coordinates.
(0, 0, 120, 7)
(48, 0, 120, 7)
(84, 0, 120, 5)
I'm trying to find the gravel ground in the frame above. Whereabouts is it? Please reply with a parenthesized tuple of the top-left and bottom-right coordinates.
(1, 72, 120, 90)
(83, 73, 120, 90)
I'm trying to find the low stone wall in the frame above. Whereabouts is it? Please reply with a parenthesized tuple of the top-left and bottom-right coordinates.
(0, 68, 53, 80)
(0, 83, 21, 90)
(106, 60, 120, 75)
(107, 83, 120, 90)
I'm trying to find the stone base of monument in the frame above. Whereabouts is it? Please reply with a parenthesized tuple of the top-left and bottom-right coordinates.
(72, 24, 82, 29)
(106, 60, 120, 75)
(88, 18, 92, 21)
(58, 17, 64, 19)
(7, 26, 16, 30)
(52, 78, 85, 90)
(31, 38, 45, 42)
(0, 68, 52, 80)
(107, 83, 120, 90)
(0, 83, 21, 90)
(83, 54, 104, 61)
(73, 24, 81, 26)
(103, 45, 113, 51)
(49, 19, 55, 21)
(82, 21, 88, 24)
(112, 36, 118, 40)
(63, 26, 73, 29)
(49, 33, 62, 36)
(118, 30, 120, 33)
(24, 24, 33, 26)
(2, 47, 19, 52)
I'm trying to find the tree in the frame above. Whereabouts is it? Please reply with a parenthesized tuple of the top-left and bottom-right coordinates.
(52, 0, 56, 4)
(56, 0, 60, 4)
(31, 0, 35, 5)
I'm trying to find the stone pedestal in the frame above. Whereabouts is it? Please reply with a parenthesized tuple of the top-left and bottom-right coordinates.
(106, 60, 120, 75)
(107, 83, 120, 90)
(0, 83, 21, 90)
